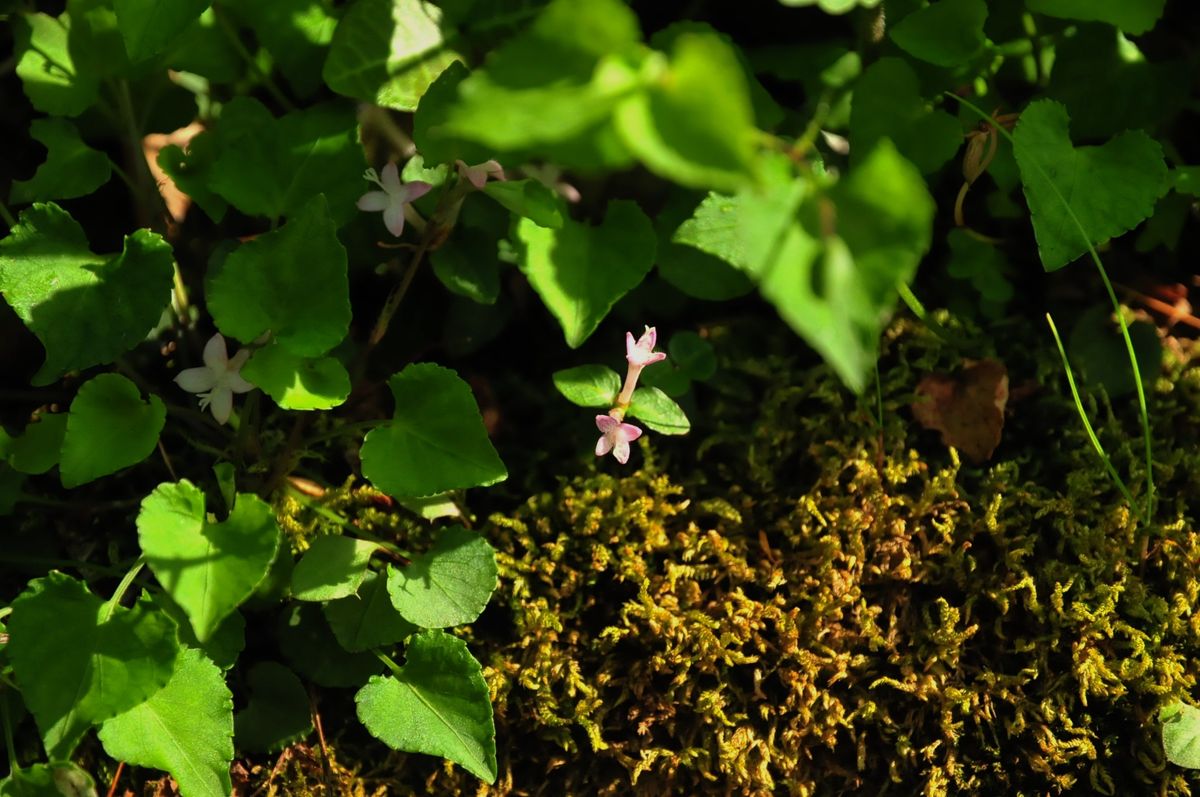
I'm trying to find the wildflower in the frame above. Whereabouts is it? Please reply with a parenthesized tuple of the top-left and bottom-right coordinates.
(455, 159, 505, 189)
(595, 414, 643, 464)
(174, 333, 255, 424)
(357, 162, 432, 237)
(616, 325, 666, 407)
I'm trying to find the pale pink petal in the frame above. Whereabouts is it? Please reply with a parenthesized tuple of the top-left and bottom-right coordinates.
(613, 437, 631, 464)
(228, 348, 251, 371)
(595, 434, 614, 457)
(483, 160, 505, 181)
(208, 388, 234, 424)
(175, 367, 217, 393)
(380, 162, 402, 194)
(642, 327, 657, 349)
(357, 191, 390, 211)
(202, 333, 228, 370)
(625, 331, 637, 360)
(383, 203, 406, 237)
(595, 414, 619, 433)
(620, 423, 643, 442)
(400, 181, 433, 202)
(226, 373, 255, 394)
(644, 351, 667, 365)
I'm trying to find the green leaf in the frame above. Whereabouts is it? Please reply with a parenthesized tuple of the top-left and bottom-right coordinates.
(516, 200, 656, 347)
(729, 147, 934, 393)
(233, 662, 313, 754)
(10, 118, 111, 204)
(355, 630, 496, 782)
(278, 604, 382, 688)
(324, 571, 418, 652)
(360, 363, 507, 498)
(669, 331, 717, 381)
(0, 465, 24, 516)
(1068, 306, 1161, 399)
(323, 0, 461, 112)
(59, 374, 165, 488)
(658, 193, 754, 301)
(945, 228, 1013, 318)
(291, 536, 378, 602)
(481, 180, 564, 228)
(672, 193, 752, 271)
(6, 573, 180, 759)
(137, 480, 282, 642)
(98, 648, 232, 797)
(430, 230, 502, 305)
(1174, 167, 1200, 197)
(242, 345, 350, 411)
(1026, 0, 1165, 34)
(615, 32, 757, 192)
(207, 195, 350, 356)
(1012, 99, 1168, 271)
(0, 763, 96, 797)
(208, 98, 365, 224)
(0, 203, 174, 385)
(157, 132, 227, 222)
(850, 57, 962, 175)
(1163, 701, 1200, 769)
(889, 0, 987, 67)
(552, 365, 621, 408)
(3, 414, 67, 475)
(386, 526, 497, 628)
(414, 0, 642, 154)
(13, 12, 100, 116)
(778, 0, 882, 12)
(627, 387, 690, 435)
(168, 9, 241, 84)
(113, 0, 209, 62)
(153, 593, 245, 670)
(234, 0, 336, 97)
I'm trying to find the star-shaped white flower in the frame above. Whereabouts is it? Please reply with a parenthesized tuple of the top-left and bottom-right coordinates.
(175, 333, 255, 424)
(357, 162, 432, 237)
(595, 415, 643, 465)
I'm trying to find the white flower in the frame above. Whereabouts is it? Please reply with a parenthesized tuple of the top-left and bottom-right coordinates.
(175, 333, 255, 424)
(357, 162, 432, 237)
(595, 415, 643, 465)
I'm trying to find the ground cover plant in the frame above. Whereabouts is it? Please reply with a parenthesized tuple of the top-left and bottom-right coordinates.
(1, 0, 1200, 794)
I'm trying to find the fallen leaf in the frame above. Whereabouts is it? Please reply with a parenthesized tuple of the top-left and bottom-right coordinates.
(143, 122, 205, 223)
(911, 358, 1008, 463)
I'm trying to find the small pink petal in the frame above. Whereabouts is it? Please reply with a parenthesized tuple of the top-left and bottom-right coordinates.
(483, 160, 505, 181)
(357, 191, 390, 211)
(383, 203, 406, 237)
(625, 331, 637, 359)
(209, 389, 233, 425)
(401, 181, 433, 202)
(175, 367, 216, 393)
(380, 162, 402, 194)
(595, 414, 619, 432)
(613, 437, 631, 464)
(643, 327, 657, 349)
(620, 423, 643, 441)
(202, 333, 228, 370)
(595, 434, 614, 457)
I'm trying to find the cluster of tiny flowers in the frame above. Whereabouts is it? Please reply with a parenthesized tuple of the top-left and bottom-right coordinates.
(595, 327, 666, 465)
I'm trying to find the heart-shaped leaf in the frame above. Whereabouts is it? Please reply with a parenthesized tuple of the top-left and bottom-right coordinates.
(233, 662, 313, 754)
(13, 12, 100, 116)
(6, 572, 180, 759)
(360, 364, 507, 498)
(291, 536, 378, 602)
(1012, 99, 1168, 271)
(98, 648, 234, 797)
(324, 571, 417, 652)
(516, 200, 656, 347)
(1163, 701, 1200, 769)
(386, 526, 497, 628)
(10, 118, 111, 204)
(137, 480, 282, 642)
(889, 0, 988, 67)
(113, 0, 209, 62)
(481, 180, 564, 228)
(278, 604, 381, 688)
(2, 413, 67, 475)
(0, 203, 174, 385)
(60, 373, 166, 488)
(206, 194, 350, 356)
(1025, 0, 1165, 35)
(242, 344, 350, 411)
(553, 365, 621, 408)
(355, 630, 496, 782)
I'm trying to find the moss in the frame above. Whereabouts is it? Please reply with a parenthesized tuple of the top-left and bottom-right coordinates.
(347, 315, 1200, 794)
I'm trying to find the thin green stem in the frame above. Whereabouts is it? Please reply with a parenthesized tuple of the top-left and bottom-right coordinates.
(373, 650, 404, 677)
(948, 92, 1154, 525)
(897, 283, 928, 322)
(102, 558, 146, 621)
(1, 683, 17, 776)
(1046, 313, 1137, 510)
(0, 200, 15, 230)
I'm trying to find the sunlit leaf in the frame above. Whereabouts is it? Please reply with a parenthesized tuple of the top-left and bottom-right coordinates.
(59, 373, 165, 488)
(10, 118, 111, 204)
(386, 526, 497, 628)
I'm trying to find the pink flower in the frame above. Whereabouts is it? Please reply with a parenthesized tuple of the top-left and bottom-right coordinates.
(175, 333, 255, 424)
(357, 162, 432, 237)
(595, 415, 643, 464)
(625, 326, 666, 368)
(455, 159, 505, 189)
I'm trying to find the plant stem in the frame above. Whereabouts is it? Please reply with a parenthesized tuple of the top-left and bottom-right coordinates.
(0, 200, 15, 230)
(102, 558, 146, 621)
(369, 244, 431, 348)
(212, 6, 295, 111)
(1, 684, 17, 775)
(948, 92, 1154, 525)
(373, 650, 405, 677)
